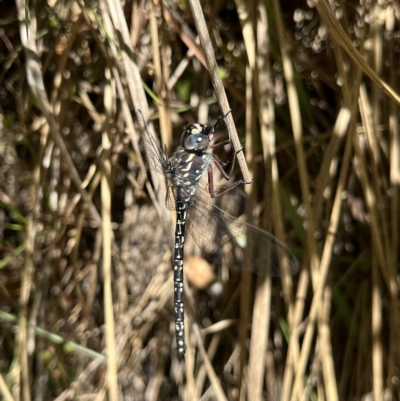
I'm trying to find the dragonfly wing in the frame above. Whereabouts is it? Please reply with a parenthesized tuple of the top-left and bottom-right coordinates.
(139, 115, 167, 174)
(186, 188, 299, 276)
(165, 185, 177, 211)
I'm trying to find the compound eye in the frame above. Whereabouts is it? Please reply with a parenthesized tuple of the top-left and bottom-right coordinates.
(181, 124, 213, 151)
(183, 133, 209, 150)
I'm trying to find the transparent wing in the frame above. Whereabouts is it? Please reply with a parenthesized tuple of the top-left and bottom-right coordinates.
(186, 188, 300, 276)
(165, 185, 177, 211)
(139, 113, 168, 175)
(138, 112, 178, 212)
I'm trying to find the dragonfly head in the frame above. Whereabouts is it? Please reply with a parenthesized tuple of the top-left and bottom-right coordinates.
(181, 124, 214, 152)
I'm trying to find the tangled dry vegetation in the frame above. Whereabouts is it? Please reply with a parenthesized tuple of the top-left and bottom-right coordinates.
(1, 0, 400, 399)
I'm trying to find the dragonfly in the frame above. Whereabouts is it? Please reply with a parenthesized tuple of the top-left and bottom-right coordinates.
(137, 110, 299, 360)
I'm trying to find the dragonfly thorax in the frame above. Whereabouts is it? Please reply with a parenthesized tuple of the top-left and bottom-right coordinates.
(169, 148, 213, 202)
(180, 123, 214, 152)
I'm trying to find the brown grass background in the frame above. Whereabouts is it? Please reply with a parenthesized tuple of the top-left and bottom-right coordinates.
(0, 0, 399, 399)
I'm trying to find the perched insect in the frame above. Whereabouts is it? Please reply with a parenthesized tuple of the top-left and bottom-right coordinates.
(138, 110, 299, 360)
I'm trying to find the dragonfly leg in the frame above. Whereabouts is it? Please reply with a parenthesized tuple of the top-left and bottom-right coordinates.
(209, 110, 245, 179)
(212, 110, 232, 131)
(207, 162, 248, 198)
(211, 144, 245, 180)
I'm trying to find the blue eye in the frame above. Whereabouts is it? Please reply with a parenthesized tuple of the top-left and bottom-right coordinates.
(183, 134, 209, 150)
